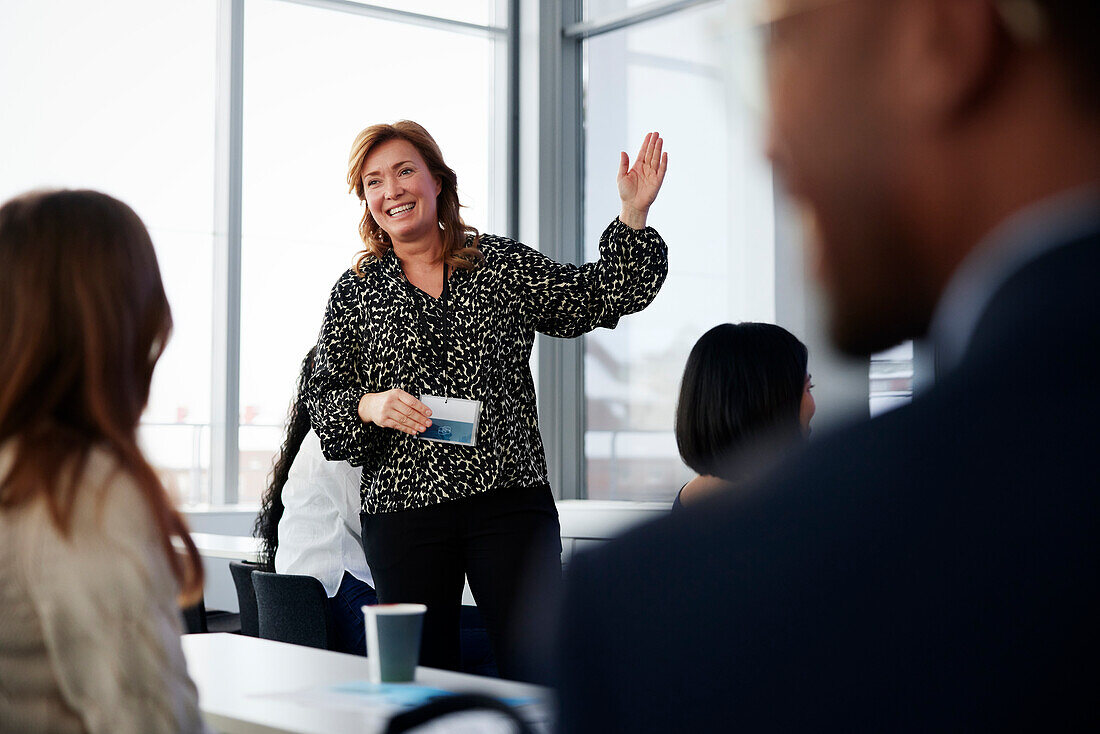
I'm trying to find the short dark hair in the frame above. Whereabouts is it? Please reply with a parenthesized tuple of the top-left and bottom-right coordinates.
(675, 323, 808, 480)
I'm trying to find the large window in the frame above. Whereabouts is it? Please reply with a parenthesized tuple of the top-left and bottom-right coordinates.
(581, 1, 774, 500)
(5, 0, 914, 509)
(2, 0, 508, 507)
(0, 0, 218, 506)
(237, 0, 506, 503)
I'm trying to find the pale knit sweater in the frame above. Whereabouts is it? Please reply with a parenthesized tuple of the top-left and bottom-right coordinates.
(0, 444, 209, 734)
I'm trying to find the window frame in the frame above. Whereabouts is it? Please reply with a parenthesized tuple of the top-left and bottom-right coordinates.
(539, 0, 891, 500)
(202, 0, 893, 505)
(539, 0, 732, 501)
(14, 0, 903, 507)
(207, 0, 516, 504)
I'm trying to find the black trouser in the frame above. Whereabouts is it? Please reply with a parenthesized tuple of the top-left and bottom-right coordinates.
(360, 483, 562, 680)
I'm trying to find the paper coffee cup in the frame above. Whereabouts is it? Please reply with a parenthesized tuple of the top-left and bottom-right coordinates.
(362, 603, 427, 683)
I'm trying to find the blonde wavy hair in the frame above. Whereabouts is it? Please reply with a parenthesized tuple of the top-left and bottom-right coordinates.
(347, 120, 482, 275)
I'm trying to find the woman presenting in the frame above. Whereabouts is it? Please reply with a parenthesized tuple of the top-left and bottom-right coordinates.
(307, 120, 668, 677)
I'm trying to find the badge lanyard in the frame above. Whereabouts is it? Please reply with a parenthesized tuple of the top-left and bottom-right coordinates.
(414, 261, 482, 447)
(440, 261, 450, 401)
(411, 261, 451, 401)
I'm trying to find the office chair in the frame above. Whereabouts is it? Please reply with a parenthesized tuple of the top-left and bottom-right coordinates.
(229, 560, 261, 637)
(252, 570, 338, 651)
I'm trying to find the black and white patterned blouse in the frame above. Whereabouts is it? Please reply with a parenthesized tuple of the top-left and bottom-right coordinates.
(307, 217, 668, 514)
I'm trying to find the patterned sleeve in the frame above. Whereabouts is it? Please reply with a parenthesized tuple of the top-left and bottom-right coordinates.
(510, 217, 668, 338)
(306, 269, 378, 467)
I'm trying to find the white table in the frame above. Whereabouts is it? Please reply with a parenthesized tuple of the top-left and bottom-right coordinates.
(186, 532, 262, 562)
(183, 500, 670, 609)
(183, 503, 668, 564)
(182, 633, 552, 734)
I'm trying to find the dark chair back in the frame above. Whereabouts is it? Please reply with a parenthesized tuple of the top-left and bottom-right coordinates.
(251, 570, 337, 651)
(229, 560, 261, 637)
(182, 594, 242, 634)
(181, 596, 208, 634)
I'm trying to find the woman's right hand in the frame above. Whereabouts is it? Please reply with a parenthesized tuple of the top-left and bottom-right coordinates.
(617, 131, 668, 230)
(358, 389, 432, 435)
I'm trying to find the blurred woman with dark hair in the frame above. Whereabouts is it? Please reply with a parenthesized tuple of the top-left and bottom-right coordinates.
(673, 322, 815, 510)
(0, 190, 208, 733)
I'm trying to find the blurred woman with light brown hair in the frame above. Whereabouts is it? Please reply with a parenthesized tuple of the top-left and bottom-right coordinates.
(0, 190, 209, 733)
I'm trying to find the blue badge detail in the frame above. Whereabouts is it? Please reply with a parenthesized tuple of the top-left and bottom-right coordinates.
(420, 418, 475, 444)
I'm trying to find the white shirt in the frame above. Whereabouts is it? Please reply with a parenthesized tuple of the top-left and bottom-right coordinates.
(274, 429, 374, 596)
(929, 185, 1100, 376)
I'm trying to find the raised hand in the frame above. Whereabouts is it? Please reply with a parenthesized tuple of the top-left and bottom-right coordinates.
(358, 389, 432, 435)
(617, 131, 668, 229)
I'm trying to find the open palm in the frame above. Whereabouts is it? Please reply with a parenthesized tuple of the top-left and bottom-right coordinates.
(617, 132, 668, 219)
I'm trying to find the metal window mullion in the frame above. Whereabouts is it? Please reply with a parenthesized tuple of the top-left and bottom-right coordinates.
(913, 338, 936, 394)
(773, 183, 870, 427)
(772, 180, 807, 338)
(507, 0, 520, 239)
(563, 0, 717, 40)
(538, 0, 585, 500)
(489, 0, 514, 238)
(212, 0, 244, 506)
(271, 0, 507, 37)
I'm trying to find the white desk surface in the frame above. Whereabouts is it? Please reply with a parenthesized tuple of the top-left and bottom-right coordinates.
(185, 532, 262, 562)
(555, 500, 668, 539)
(182, 633, 552, 734)
(185, 501, 669, 608)
(185, 502, 668, 559)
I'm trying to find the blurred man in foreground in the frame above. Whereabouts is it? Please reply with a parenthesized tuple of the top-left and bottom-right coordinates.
(557, 0, 1100, 730)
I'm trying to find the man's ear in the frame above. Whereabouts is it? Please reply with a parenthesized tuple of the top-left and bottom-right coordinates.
(891, 0, 1004, 128)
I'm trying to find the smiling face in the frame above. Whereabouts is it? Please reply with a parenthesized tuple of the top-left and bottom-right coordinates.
(361, 137, 443, 247)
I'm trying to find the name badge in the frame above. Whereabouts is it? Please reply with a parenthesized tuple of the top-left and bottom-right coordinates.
(418, 394, 482, 447)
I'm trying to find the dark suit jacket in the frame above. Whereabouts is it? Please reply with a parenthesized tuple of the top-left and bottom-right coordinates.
(556, 230, 1100, 732)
